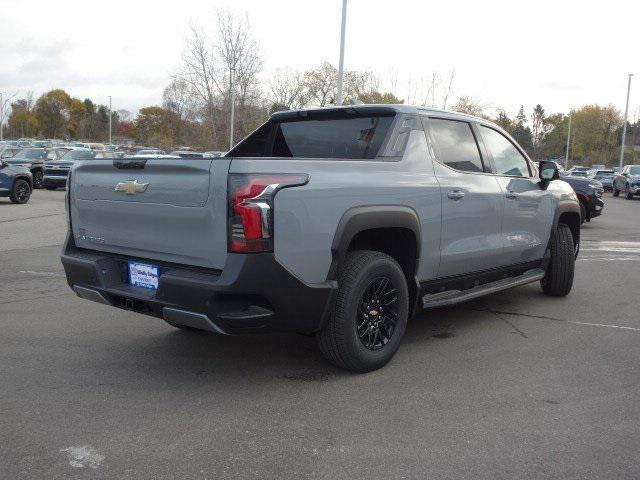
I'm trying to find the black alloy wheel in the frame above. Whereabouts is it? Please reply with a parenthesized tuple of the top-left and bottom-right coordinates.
(357, 277, 399, 351)
(10, 179, 31, 204)
(33, 170, 43, 189)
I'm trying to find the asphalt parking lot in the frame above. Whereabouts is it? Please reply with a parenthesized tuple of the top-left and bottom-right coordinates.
(1, 190, 639, 479)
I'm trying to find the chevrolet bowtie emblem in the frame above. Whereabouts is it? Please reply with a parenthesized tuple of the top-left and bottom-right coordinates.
(114, 180, 149, 195)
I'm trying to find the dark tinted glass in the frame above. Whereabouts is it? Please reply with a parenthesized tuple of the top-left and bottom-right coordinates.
(14, 148, 46, 159)
(427, 119, 483, 172)
(272, 116, 392, 159)
(229, 122, 272, 157)
(61, 150, 96, 161)
(230, 114, 394, 159)
(480, 126, 530, 177)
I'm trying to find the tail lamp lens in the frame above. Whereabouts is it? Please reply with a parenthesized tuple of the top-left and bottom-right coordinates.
(228, 173, 308, 252)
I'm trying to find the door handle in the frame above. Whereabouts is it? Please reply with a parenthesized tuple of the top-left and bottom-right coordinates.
(505, 190, 518, 199)
(447, 190, 465, 200)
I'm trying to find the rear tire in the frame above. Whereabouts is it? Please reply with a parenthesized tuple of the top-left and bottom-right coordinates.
(626, 184, 634, 200)
(541, 223, 575, 297)
(579, 202, 586, 224)
(317, 250, 409, 373)
(9, 179, 31, 204)
(613, 186, 620, 197)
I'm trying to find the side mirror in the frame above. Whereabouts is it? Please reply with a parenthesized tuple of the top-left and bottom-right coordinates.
(539, 161, 559, 188)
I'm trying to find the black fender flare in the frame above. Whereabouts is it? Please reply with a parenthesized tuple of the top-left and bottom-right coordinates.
(14, 174, 33, 189)
(551, 200, 581, 256)
(327, 205, 421, 282)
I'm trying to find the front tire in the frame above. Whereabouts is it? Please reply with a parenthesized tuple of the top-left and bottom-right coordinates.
(317, 250, 409, 373)
(9, 179, 31, 204)
(626, 184, 634, 200)
(579, 202, 586, 224)
(541, 224, 575, 297)
(32, 170, 43, 189)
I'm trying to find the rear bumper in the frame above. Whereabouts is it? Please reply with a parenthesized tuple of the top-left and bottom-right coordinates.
(61, 233, 336, 334)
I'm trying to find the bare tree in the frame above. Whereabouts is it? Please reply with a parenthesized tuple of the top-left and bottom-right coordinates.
(116, 109, 133, 123)
(304, 62, 339, 106)
(452, 96, 485, 117)
(441, 69, 455, 110)
(0, 91, 17, 139)
(216, 10, 262, 143)
(269, 68, 307, 109)
(163, 78, 196, 122)
(178, 25, 219, 140)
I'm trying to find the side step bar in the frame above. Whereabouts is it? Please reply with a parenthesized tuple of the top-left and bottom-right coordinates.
(422, 268, 545, 309)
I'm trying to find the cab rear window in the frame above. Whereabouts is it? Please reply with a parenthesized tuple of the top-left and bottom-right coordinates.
(229, 113, 395, 159)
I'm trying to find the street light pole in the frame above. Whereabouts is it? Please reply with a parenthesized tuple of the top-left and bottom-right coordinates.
(108, 96, 112, 145)
(564, 110, 572, 170)
(229, 67, 235, 150)
(619, 73, 633, 169)
(335, 0, 348, 105)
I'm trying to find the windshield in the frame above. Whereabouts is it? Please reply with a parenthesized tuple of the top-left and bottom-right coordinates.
(12, 148, 45, 160)
(59, 150, 96, 161)
(629, 166, 640, 175)
(595, 171, 613, 177)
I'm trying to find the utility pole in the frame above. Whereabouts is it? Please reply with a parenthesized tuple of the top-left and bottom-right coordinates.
(564, 110, 572, 170)
(229, 67, 235, 150)
(620, 73, 633, 169)
(108, 96, 112, 145)
(335, 0, 348, 105)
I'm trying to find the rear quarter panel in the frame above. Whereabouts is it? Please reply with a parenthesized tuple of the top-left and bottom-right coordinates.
(229, 130, 442, 285)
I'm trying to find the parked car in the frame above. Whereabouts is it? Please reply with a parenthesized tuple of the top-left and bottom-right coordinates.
(169, 150, 205, 159)
(612, 165, 640, 199)
(61, 105, 581, 372)
(134, 149, 166, 156)
(32, 140, 53, 148)
(0, 147, 22, 159)
(0, 159, 32, 204)
(592, 169, 615, 190)
(4, 148, 47, 188)
(591, 164, 605, 171)
(43, 149, 116, 190)
(567, 166, 594, 177)
(203, 151, 226, 158)
(561, 175, 604, 223)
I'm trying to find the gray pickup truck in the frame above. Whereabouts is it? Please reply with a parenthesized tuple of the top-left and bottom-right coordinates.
(61, 105, 581, 372)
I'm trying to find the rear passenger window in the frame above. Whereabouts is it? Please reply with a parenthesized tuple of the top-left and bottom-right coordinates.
(427, 118, 484, 173)
(480, 126, 530, 177)
(229, 113, 394, 159)
(271, 115, 393, 159)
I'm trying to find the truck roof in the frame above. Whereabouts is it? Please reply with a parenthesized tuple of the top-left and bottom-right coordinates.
(270, 104, 485, 123)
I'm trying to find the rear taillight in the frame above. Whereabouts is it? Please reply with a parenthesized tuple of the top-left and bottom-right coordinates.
(228, 173, 308, 253)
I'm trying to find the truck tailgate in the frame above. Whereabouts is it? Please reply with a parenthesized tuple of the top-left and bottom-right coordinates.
(69, 158, 230, 269)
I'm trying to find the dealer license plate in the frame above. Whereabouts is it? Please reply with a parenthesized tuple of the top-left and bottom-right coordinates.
(128, 261, 159, 290)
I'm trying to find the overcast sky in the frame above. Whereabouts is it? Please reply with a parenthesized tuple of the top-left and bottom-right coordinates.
(1, 0, 638, 118)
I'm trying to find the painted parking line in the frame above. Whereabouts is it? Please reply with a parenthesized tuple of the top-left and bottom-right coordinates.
(474, 309, 640, 333)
